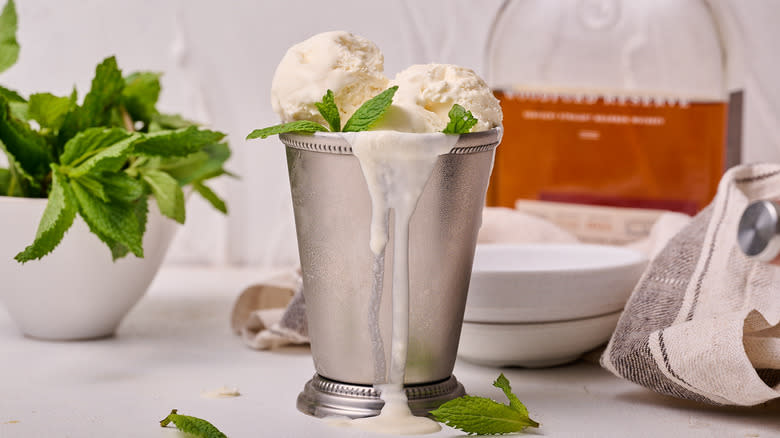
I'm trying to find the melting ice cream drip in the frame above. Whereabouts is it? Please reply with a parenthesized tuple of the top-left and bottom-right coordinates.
(333, 131, 457, 434)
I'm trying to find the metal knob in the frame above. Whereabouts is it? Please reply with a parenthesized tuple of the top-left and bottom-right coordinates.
(737, 200, 780, 263)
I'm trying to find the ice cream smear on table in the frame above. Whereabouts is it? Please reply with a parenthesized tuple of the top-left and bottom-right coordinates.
(268, 31, 501, 434)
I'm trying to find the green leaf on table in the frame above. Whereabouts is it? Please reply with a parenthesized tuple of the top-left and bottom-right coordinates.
(28, 92, 73, 131)
(141, 168, 184, 223)
(246, 120, 327, 140)
(430, 373, 539, 435)
(342, 85, 397, 132)
(68, 132, 139, 177)
(121, 72, 161, 125)
(442, 104, 478, 135)
(0, 96, 51, 182)
(14, 167, 78, 262)
(192, 180, 227, 214)
(58, 56, 125, 145)
(160, 409, 228, 438)
(0, 0, 20, 74)
(494, 373, 533, 418)
(59, 127, 131, 166)
(70, 178, 144, 259)
(133, 126, 224, 157)
(315, 89, 340, 132)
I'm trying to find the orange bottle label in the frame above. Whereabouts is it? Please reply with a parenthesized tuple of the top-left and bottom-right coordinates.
(489, 90, 729, 215)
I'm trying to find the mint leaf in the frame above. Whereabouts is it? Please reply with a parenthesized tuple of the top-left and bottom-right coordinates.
(81, 56, 125, 127)
(493, 373, 532, 418)
(0, 85, 24, 102)
(70, 179, 144, 258)
(132, 194, 149, 237)
(73, 173, 108, 202)
(0, 0, 19, 74)
(159, 142, 230, 186)
(98, 172, 144, 202)
(0, 96, 51, 182)
(442, 104, 478, 135)
(315, 89, 340, 132)
(68, 133, 139, 177)
(0, 167, 10, 194)
(142, 168, 185, 223)
(108, 194, 149, 260)
(58, 56, 125, 145)
(122, 72, 161, 125)
(192, 180, 227, 214)
(246, 120, 327, 139)
(342, 85, 398, 132)
(28, 92, 72, 131)
(14, 167, 78, 262)
(0, 165, 24, 196)
(152, 112, 197, 130)
(133, 126, 225, 157)
(60, 127, 131, 166)
(430, 373, 539, 435)
(160, 409, 228, 438)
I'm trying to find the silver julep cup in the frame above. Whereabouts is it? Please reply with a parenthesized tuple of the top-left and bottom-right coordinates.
(281, 130, 499, 389)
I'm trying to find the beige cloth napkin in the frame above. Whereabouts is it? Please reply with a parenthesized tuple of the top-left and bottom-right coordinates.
(230, 270, 308, 349)
(602, 163, 780, 406)
(231, 206, 687, 350)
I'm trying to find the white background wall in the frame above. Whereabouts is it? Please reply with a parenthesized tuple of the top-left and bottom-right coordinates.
(2, 0, 778, 268)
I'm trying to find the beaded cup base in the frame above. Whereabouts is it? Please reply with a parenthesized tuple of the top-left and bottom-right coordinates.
(296, 374, 465, 419)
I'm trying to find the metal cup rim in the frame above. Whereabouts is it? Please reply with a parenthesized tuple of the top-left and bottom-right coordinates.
(279, 127, 502, 155)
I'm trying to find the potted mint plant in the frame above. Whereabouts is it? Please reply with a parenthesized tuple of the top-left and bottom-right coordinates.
(0, 0, 230, 340)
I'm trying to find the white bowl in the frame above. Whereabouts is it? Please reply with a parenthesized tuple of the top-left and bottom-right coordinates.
(464, 244, 646, 323)
(458, 310, 622, 368)
(0, 196, 177, 340)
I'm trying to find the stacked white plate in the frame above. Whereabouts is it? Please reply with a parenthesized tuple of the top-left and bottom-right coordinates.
(458, 244, 647, 368)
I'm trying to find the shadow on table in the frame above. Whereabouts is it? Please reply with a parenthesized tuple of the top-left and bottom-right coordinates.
(615, 388, 780, 431)
(269, 345, 311, 356)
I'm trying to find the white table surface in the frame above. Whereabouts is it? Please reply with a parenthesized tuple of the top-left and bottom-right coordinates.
(1, 267, 778, 438)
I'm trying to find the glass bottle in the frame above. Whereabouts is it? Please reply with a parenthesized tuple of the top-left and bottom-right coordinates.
(485, 0, 732, 241)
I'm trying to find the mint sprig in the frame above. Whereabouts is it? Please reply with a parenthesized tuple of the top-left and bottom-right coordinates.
(430, 373, 539, 435)
(246, 86, 399, 139)
(315, 89, 341, 132)
(0, 1, 232, 263)
(247, 85, 480, 138)
(342, 85, 397, 132)
(442, 103, 478, 134)
(160, 409, 228, 438)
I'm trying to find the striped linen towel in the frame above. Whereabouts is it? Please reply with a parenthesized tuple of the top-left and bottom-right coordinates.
(602, 163, 780, 406)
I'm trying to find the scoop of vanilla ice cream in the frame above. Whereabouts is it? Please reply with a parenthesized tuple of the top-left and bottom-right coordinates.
(271, 31, 389, 124)
(389, 64, 502, 132)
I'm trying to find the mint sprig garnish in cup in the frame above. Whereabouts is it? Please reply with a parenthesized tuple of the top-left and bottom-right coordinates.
(246, 86, 478, 139)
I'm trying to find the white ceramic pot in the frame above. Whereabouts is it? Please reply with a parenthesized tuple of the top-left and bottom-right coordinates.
(0, 196, 178, 340)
